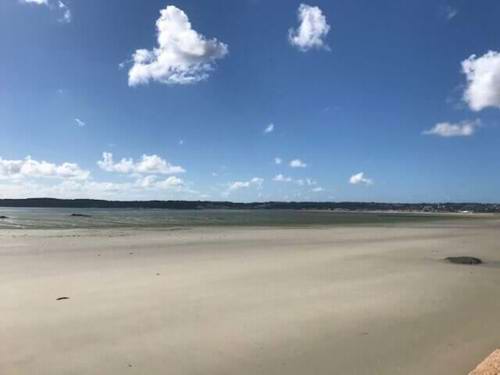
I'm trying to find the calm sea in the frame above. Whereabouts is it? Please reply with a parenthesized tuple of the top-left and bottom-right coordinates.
(0, 207, 445, 230)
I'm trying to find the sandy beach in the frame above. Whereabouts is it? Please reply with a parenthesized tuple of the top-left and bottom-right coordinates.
(1, 217, 500, 374)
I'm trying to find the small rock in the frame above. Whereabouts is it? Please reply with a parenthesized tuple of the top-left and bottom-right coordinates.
(56, 297, 70, 301)
(0, 216, 8, 219)
(70, 213, 91, 218)
(445, 256, 482, 265)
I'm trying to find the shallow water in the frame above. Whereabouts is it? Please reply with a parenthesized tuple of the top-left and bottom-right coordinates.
(0, 207, 452, 229)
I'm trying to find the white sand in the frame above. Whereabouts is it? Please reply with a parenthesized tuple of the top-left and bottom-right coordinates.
(1, 219, 500, 374)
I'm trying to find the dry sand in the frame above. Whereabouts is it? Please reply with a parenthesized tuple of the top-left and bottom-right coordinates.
(1, 218, 500, 374)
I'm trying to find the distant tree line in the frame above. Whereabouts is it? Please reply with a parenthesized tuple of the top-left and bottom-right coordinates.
(0, 198, 498, 213)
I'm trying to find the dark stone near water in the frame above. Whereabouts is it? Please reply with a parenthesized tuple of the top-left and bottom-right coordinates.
(71, 213, 91, 217)
(56, 297, 70, 301)
(445, 256, 482, 265)
(0, 216, 8, 219)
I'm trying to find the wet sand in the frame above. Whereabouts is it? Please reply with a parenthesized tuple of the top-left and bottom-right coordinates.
(1, 218, 500, 374)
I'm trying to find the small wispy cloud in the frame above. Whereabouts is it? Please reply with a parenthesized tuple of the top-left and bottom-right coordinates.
(305, 178, 316, 186)
(21, 0, 71, 23)
(274, 175, 320, 188)
(349, 172, 373, 186)
(58, 1, 71, 23)
(273, 174, 292, 182)
(135, 175, 184, 190)
(274, 157, 282, 165)
(75, 118, 86, 127)
(423, 120, 479, 137)
(289, 159, 307, 168)
(226, 177, 264, 194)
(118, 59, 131, 70)
(21, 0, 49, 4)
(264, 123, 274, 134)
(443, 5, 458, 20)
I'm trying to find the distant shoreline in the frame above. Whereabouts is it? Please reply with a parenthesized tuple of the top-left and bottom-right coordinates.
(0, 198, 499, 213)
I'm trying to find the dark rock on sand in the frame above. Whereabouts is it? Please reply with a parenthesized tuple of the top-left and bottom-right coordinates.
(56, 297, 70, 301)
(445, 256, 482, 265)
(71, 213, 91, 217)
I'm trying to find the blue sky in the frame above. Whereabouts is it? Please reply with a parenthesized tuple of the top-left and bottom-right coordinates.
(1, 0, 500, 202)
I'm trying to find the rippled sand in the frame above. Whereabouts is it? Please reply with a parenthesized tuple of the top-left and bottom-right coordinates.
(1, 218, 499, 374)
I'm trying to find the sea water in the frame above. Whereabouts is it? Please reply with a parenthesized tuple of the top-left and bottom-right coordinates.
(0, 207, 447, 230)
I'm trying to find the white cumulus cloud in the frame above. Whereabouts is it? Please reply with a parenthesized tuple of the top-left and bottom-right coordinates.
(0, 176, 200, 200)
(290, 159, 307, 168)
(423, 120, 479, 137)
(128, 5, 228, 86)
(97, 152, 185, 175)
(0, 156, 89, 180)
(349, 172, 373, 186)
(462, 51, 500, 111)
(0, 155, 203, 199)
(288, 4, 330, 52)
